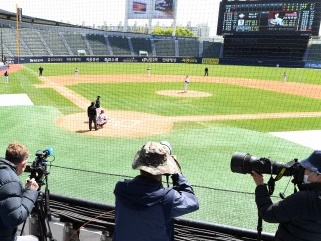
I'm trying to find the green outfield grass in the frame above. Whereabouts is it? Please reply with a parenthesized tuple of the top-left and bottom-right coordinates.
(69, 82, 321, 116)
(25, 62, 321, 84)
(1, 63, 320, 233)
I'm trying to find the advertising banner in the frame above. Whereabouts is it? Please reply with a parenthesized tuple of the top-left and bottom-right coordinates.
(128, 0, 175, 19)
(15, 56, 202, 64)
(305, 62, 321, 69)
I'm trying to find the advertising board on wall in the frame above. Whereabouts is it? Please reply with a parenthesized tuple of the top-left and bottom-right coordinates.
(128, 0, 175, 19)
(15, 56, 202, 64)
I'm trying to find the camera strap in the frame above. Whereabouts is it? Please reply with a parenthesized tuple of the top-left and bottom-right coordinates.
(257, 215, 263, 241)
(267, 167, 288, 195)
(267, 176, 275, 196)
(274, 167, 287, 181)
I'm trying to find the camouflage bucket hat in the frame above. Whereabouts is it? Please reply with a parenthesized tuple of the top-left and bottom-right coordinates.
(132, 141, 180, 175)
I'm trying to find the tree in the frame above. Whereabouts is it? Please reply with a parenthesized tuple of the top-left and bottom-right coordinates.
(152, 26, 196, 37)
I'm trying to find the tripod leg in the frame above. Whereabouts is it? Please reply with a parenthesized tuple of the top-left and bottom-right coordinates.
(29, 193, 56, 241)
(29, 208, 46, 241)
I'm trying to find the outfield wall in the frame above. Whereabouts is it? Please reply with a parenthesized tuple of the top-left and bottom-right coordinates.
(7, 56, 321, 69)
(9, 56, 202, 64)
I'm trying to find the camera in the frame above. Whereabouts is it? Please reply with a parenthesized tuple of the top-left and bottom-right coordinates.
(230, 152, 305, 184)
(25, 148, 54, 186)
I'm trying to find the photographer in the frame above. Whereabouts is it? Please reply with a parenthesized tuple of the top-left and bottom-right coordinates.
(113, 141, 199, 241)
(0, 142, 39, 241)
(251, 150, 321, 241)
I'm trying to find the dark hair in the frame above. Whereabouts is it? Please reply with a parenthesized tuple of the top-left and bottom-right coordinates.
(5, 142, 29, 165)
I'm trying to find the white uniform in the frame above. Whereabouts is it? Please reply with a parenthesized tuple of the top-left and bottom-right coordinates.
(97, 112, 107, 128)
(184, 76, 189, 93)
(283, 72, 287, 82)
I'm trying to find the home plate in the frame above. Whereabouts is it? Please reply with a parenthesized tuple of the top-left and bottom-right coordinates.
(0, 94, 34, 106)
(270, 130, 321, 149)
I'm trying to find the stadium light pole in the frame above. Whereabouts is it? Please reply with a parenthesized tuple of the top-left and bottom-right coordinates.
(148, 0, 153, 34)
(16, 4, 21, 64)
(1, 30, 3, 63)
(172, 0, 178, 36)
(124, 0, 129, 32)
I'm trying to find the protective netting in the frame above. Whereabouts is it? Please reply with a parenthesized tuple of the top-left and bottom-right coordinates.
(1, 0, 321, 239)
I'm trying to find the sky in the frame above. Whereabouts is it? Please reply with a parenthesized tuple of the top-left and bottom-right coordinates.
(0, 0, 220, 36)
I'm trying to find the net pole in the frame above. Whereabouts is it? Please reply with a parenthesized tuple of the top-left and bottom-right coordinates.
(16, 4, 20, 64)
(172, 0, 178, 36)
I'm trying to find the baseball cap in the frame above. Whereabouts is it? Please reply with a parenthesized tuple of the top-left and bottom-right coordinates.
(132, 141, 180, 175)
(300, 150, 321, 174)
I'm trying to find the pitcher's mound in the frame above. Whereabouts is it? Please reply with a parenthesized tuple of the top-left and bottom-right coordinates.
(156, 90, 212, 98)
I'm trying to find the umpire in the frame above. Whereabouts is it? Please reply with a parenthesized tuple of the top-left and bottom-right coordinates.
(87, 102, 98, 131)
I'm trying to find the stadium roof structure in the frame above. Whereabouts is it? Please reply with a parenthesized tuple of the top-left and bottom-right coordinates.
(0, 9, 93, 29)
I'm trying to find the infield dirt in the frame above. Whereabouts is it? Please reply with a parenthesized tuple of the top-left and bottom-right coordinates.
(32, 73, 321, 138)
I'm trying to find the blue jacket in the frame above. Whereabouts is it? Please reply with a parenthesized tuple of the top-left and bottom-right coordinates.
(113, 173, 199, 241)
(255, 183, 321, 241)
(0, 159, 39, 241)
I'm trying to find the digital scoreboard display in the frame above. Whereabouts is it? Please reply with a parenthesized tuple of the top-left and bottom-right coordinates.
(217, 0, 321, 36)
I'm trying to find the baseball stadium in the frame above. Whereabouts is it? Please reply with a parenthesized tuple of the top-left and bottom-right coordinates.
(1, 0, 321, 240)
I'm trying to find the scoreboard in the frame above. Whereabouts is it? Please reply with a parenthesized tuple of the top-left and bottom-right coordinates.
(217, 0, 321, 36)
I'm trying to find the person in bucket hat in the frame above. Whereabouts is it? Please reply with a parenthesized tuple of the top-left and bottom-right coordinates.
(113, 141, 199, 241)
(132, 141, 181, 176)
(251, 150, 321, 241)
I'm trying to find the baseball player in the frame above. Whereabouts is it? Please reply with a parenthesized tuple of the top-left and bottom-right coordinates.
(183, 75, 189, 93)
(283, 72, 287, 82)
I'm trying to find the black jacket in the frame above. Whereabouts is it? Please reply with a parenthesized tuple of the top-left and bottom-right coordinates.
(0, 159, 38, 241)
(255, 183, 321, 241)
(87, 105, 96, 117)
(95, 98, 100, 108)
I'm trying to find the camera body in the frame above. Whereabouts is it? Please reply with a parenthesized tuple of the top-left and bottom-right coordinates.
(26, 148, 54, 186)
(231, 152, 305, 184)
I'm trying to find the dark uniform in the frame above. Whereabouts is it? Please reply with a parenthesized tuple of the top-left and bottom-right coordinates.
(95, 96, 101, 109)
(204, 67, 208, 76)
(39, 66, 44, 76)
(87, 102, 98, 131)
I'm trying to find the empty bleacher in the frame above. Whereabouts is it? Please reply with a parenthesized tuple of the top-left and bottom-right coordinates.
(222, 35, 309, 61)
(20, 28, 49, 56)
(131, 37, 152, 56)
(108, 35, 131, 56)
(40, 30, 70, 56)
(0, 18, 216, 59)
(86, 34, 109, 55)
(307, 43, 321, 61)
(154, 39, 175, 56)
(1, 27, 30, 56)
(62, 32, 89, 56)
(0, 27, 14, 57)
(178, 39, 199, 57)
(202, 41, 221, 58)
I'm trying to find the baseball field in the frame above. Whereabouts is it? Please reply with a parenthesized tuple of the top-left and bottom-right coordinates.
(1, 62, 321, 233)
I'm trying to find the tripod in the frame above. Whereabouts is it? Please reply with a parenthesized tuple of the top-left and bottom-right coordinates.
(21, 175, 56, 241)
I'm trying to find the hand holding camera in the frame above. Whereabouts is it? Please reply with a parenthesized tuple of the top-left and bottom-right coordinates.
(160, 141, 182, 174)
(251, 171, 264, 186)
(25, 178, 39, 190)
